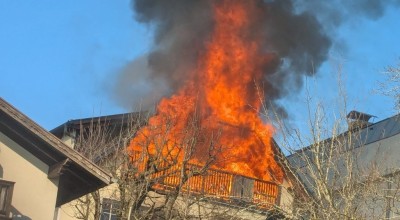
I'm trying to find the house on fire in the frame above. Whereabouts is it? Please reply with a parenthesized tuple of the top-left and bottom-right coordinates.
(50, 112, 296, 219)
(0, 98, 113, 220)
(8, 91, 400, 219)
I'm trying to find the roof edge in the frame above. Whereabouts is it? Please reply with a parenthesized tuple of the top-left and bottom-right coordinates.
(0, 97, 113, 185)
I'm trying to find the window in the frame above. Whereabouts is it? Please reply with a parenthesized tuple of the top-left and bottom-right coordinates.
(0, 179, 14, 219)
(100, 198, 120, 220)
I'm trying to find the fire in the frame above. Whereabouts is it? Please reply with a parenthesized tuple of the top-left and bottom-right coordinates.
(129, 0, 283, 183)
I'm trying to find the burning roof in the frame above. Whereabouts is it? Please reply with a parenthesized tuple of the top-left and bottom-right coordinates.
(129, 0, 286, 183)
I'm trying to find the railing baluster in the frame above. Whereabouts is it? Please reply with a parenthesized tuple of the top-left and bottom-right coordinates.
(129, 150, 280, 210)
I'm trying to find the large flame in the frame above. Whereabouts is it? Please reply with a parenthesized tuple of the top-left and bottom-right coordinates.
(130, 0, 283, 183)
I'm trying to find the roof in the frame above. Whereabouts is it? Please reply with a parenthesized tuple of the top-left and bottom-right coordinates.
(287, 113, 400, 168)
(51, 112, 146, 139)
(0, 97, 113, 206)
(52, 112, 294, 182)
(51, 111, 148, 163)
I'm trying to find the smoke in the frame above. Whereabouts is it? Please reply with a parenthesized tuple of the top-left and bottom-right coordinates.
(112, 0, 398, 117)
(111, 56, 171, 110)
(294, 0, 400, 28)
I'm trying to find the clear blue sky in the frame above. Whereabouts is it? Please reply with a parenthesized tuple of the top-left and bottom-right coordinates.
(1, 1, 400, 131)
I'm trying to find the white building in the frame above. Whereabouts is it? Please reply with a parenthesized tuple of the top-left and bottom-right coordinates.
(287, 111, 400, 219)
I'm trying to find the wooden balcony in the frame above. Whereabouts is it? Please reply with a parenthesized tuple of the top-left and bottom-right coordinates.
(130, 151, 281, 210)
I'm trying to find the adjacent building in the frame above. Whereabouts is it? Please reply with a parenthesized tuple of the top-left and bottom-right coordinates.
(0, 98, 113, 220)
(287, 111, 400, 219)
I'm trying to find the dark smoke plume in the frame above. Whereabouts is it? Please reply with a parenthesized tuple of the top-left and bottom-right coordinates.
(113, 0, 399, 117)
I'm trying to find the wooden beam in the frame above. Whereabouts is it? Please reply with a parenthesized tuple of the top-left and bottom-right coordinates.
(48, 159, 69, 179)
(0, 117, 59, 163)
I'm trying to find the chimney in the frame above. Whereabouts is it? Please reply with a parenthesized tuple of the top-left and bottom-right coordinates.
(346, 110, 374, 131)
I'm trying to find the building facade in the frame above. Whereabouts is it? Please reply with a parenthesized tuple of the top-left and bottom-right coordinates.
(52, 113, 295, 220)
(0, 98, 112, 220)
(288, 111, 400, 219)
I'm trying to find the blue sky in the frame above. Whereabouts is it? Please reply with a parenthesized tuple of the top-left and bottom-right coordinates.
(288, 5, 400, 129)
(1, 1, 400, 132)
(1, 0, 151, 128)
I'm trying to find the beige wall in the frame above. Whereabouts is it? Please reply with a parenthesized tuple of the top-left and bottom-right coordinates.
(59, 185, 270, 220)
(59, 183, 119, 220)
(60, 179, 289, 220)
(279, 179, 294, 214)
(0, 131, 59, 220)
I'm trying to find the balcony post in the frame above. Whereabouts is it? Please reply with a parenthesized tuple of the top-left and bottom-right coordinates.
(276, 185, 282, 207)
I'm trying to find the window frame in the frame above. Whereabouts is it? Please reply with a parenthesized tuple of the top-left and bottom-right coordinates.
(100, 198, 120, 220)
(0, 179, 15, 219)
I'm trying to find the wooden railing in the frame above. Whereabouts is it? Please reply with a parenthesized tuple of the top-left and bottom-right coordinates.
(130, 151, 280, 209)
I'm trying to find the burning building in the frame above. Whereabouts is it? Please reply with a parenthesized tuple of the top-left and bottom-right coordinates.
(55, 0, 400, 218)
(53, 0, 322, 218)
(118, 0, 331, 198)
(51, 112, 296, 219)
(127, 0, 292, 186)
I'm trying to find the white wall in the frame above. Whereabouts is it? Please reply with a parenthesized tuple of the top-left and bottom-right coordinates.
(290, 131, 400, 218)
(0, 131, 59, 220)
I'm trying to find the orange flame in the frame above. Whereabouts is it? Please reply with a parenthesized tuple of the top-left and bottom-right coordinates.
(129, 0, 283, 183)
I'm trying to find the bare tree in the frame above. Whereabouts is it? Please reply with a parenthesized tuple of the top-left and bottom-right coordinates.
(67, 69, 400, 219)
(65, 109, 232, 220)
(378, 61, 400, 111)
(65, 116, 116, 220)
(258, 70, 400, 219)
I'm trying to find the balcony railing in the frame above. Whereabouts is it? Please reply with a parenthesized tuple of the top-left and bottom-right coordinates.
(0, 179, 14, 219)
(130, 151, 281, 210)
